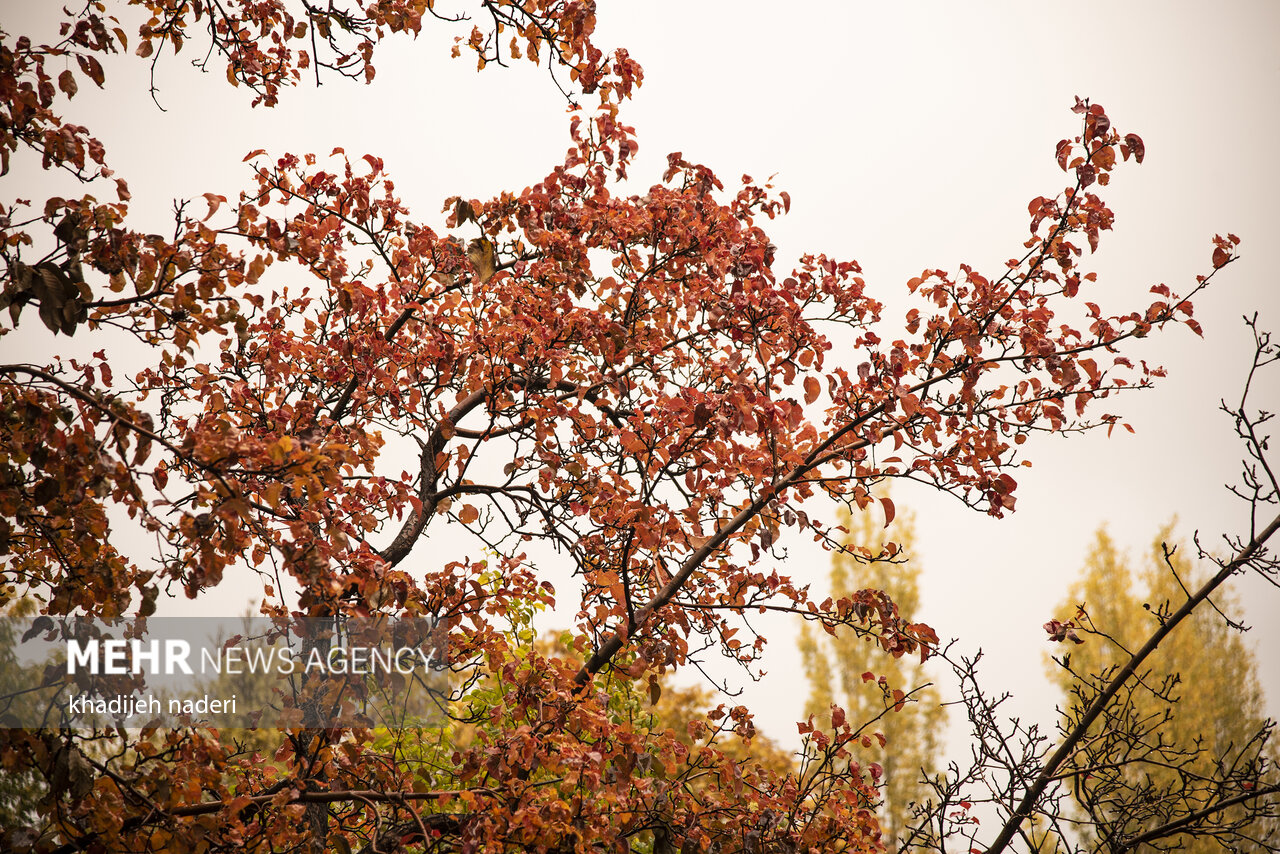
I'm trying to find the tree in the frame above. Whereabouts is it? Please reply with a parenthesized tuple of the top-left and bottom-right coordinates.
(0, 2, 1260, 853)
(1043, 523, 1278, 852)
(799, 500, 944, 846)
(0, 598, 53, 832)
(900, 321, 1280, 854)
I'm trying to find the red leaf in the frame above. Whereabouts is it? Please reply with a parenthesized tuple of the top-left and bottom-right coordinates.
(1124, 132, 1145, 163)
(1088, 111, 1110, 139)
(881, 496, 895, 528)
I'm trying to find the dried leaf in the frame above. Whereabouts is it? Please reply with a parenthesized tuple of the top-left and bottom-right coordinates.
(467, 237, 497, 283)
(881, 496, 895, 528)
(454, 198, 477, 225)
(58, 69, 78, 98)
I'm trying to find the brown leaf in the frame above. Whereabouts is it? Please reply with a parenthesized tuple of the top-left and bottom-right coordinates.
(76, 54, 105, 87)
(54, 214, 86, 249)
(32, 477, 60, 506)
(32, 263, 78, 335)
(467, 237, 497, 283)
(454, 198, 477, 225)
(58, 69, 78, 98)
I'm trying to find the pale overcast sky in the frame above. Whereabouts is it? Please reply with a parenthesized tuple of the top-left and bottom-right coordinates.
(4, 1, 1278, 748)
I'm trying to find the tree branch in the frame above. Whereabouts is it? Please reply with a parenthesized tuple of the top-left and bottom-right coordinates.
(982, 511, 1280, 854)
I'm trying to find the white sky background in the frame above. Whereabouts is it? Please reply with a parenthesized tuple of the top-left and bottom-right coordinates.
(3, 0, 1279, 752)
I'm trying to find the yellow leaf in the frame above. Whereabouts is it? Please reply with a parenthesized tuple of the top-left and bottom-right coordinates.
(264, 482, 284, 509)
(467, 238, 497, 283)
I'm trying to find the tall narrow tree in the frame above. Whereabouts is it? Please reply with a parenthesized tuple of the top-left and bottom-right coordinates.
(800, 499, 945, 845)
(1047, 525, 1278, 852)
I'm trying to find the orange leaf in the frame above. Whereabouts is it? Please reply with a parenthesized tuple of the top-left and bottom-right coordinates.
(201, 193, 227, 221)
(803, 376, 820, 405)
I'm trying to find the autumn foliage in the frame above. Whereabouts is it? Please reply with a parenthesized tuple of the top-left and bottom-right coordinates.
(1046, 526, 1278, 852)
(0, 2, 1244, 853)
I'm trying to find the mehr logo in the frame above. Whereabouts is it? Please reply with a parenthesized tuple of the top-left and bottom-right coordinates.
(66, 638, 195, 675)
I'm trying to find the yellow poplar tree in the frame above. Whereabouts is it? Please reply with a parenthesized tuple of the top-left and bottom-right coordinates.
(799, 500, 945, 846)
(1049, 524, 1277, 853)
